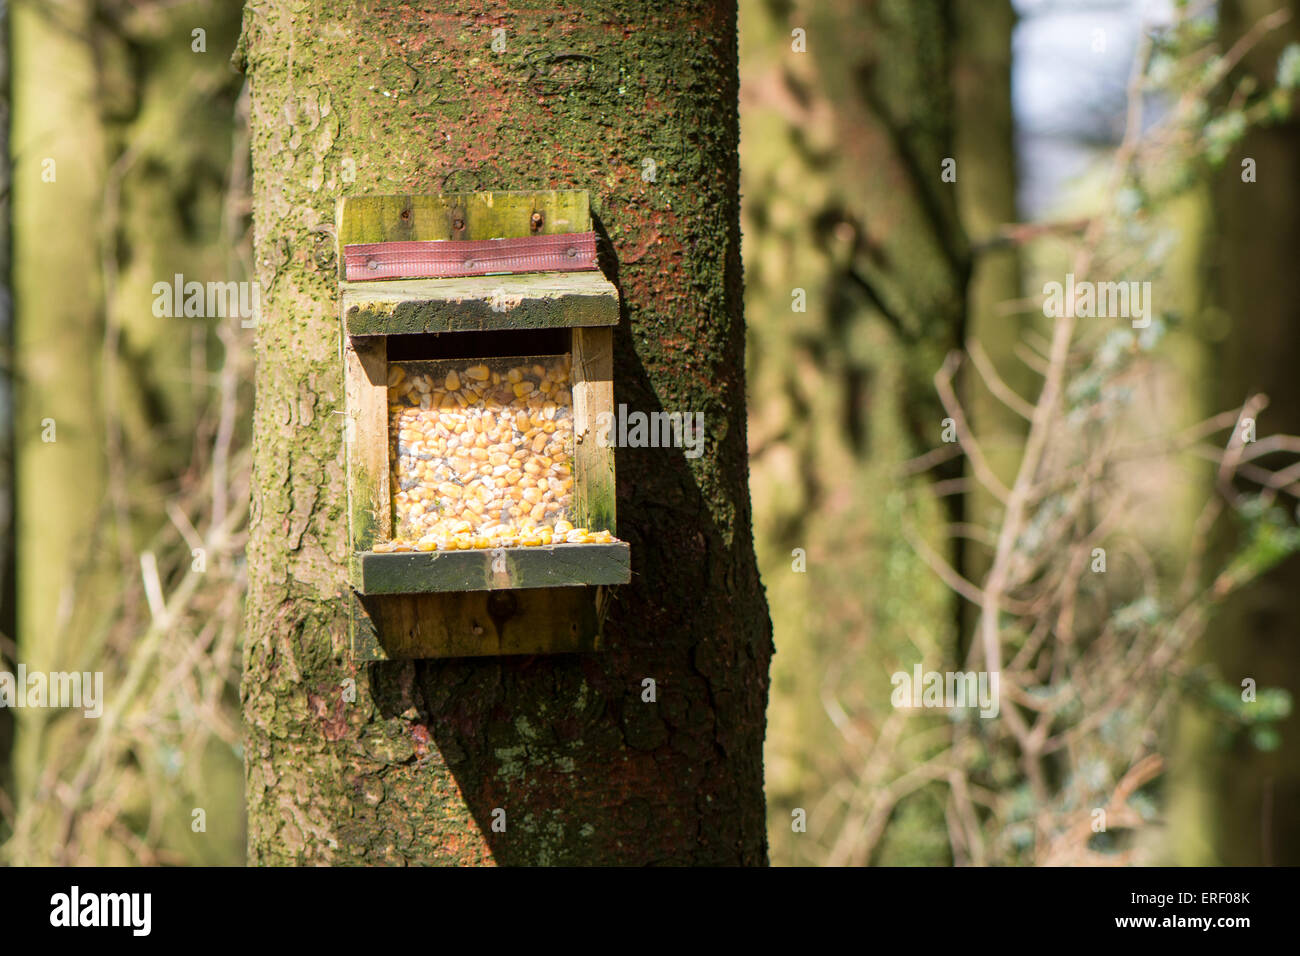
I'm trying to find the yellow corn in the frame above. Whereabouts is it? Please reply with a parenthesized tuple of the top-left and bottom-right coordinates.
(383, 354, 616, 551)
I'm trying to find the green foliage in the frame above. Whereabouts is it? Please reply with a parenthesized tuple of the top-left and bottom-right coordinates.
(1201, 674, 1292, 753)
(1223, 495, 1300, 582)
(1204, 110, 1248, 164)
(1277, 43, 1300, 89)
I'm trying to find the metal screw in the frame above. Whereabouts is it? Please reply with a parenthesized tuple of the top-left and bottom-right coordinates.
(565, 246, 577, 258)
(530, 211, 544, 231)
(366, 257, 379, 271)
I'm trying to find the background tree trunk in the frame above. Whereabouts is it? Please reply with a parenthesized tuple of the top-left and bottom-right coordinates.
(741, 0, 971, 865)
(1198, 0, 1300, 866)
(0, 0, 12, 819)
(239, 0, 772, 865)
(11, 0, 110, 809)
(7, 0, 247, 865)
(952, 0, 1022, 653)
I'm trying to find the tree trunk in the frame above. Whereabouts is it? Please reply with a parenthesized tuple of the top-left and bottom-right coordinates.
(9, 0, 247, 864)
(239, 0, 772, 865)
(11, 0, 110, 806)
(741, 0, 970, 865)
(0, 0, 12, 814)
(1200, 0, 1300, 866)
(952, 0, 1022, 654)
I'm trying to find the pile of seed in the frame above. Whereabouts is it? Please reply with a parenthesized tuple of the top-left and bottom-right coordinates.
(373, 354, 615, 552)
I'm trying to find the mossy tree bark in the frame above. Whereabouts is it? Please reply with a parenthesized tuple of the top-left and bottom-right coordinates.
(238, 0, 771, 865)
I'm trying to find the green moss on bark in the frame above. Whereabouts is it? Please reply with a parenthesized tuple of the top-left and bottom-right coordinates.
(241, 0, 770, 865)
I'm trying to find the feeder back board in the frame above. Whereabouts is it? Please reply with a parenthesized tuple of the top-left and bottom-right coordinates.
(339, 190, 629, 661)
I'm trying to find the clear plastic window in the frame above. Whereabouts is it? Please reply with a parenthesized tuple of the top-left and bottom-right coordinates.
(380, 353, 609, 551)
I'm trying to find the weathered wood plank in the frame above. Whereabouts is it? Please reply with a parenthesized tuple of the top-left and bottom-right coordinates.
(355, 541, 630, 594)
(342, 271, 619, 335)
(350, 592, 385, 661)
(344, 334, 390, 554)
(572, 326, 617, 533)
(338, 190, 593, 278)
(353, 587, 601, 660)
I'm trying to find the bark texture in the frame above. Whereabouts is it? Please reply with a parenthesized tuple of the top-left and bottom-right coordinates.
(239, 0, 771, 865)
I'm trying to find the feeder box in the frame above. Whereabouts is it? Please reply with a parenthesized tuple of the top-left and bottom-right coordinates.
(339, 190, 628, 660)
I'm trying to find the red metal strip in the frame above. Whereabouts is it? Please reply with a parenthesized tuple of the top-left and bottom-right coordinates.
(344, 232, 598, 281)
